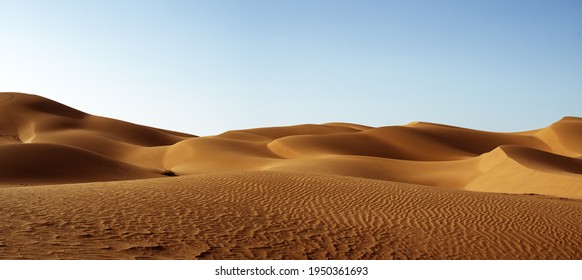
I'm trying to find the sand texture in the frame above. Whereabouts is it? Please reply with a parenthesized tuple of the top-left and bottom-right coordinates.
(1, 92, 581, 259)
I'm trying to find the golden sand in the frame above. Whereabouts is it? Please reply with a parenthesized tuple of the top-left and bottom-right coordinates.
(1, 92, 581, 259)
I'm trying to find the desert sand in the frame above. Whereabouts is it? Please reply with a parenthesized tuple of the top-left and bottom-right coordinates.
(0, 92, 581, 259)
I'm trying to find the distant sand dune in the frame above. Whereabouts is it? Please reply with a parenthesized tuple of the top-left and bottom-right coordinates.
(2, 92, 581, 198)
(1, 92, 581, 259)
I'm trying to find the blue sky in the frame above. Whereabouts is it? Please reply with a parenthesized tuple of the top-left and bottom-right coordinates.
(1, 0, 581, 136)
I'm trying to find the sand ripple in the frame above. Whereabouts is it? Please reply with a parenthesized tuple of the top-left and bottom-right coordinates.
(0, 172, 580, 259)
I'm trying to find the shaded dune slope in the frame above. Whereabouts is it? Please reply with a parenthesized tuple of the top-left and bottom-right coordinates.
(1, 92, 582, 199)
(0, 92, 194, 183)
(0, 143, 156, 185)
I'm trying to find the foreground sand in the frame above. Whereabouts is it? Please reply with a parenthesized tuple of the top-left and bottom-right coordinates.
(1, 92, 581, 259)
(1, 171, 581, 259)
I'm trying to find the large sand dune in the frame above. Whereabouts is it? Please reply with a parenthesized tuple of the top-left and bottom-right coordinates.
(0, 92, 581, 259)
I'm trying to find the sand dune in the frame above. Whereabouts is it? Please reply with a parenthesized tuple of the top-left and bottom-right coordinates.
(1, 92, 581, 259)
(536, 116, 582, 157)
(0, 92, 192, 177)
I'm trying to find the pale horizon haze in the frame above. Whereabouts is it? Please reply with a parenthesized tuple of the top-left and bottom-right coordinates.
(1, 0, 581, 136)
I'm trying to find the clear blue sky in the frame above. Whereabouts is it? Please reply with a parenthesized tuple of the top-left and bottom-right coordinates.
(1, 0, 581, 136)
